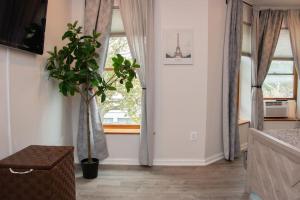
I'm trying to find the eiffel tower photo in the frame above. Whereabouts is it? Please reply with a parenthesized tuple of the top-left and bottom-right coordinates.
(166, 32, 191, 59)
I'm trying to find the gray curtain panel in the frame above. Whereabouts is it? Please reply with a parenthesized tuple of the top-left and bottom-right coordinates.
(287, 10, 300, 78)
(77, 0, 113, 162)
(120, 0, 155, 166)
(251, 10, 285, 131)
(222, 0, 243, 161)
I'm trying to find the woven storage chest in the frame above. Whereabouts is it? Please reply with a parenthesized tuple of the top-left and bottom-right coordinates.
(0, 145, 75, 200)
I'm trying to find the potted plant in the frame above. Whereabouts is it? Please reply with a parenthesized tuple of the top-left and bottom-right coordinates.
(46, 21, 139, 179)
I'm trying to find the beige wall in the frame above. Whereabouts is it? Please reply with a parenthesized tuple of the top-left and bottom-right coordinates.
(0, 0, 73, 159)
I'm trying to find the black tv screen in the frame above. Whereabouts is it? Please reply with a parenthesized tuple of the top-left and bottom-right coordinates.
(0, 0, 48, 55)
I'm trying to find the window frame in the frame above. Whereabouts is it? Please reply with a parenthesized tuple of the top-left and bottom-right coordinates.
(102, 33, 141, 134)
(103, 124, 140, 135)
(263, 58, 298, 101)
(262, 26, 297, 100)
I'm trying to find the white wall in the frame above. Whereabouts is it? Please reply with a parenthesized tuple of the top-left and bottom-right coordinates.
(153, 0, 209, 164)
(0, 0, 242, 165)
(3, 0, 296, 165)
(71, 0, 214, 165)
(0, 48, 11, 158)
(205, 0, 226, 159)
(0, 0, 73, 159)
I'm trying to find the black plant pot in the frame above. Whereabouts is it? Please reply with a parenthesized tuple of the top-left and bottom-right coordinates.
(80, 158, 99, 179)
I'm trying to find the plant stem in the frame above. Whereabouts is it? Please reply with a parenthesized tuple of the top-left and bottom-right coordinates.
(106, 74, 117, 85)
(86, 91, 92, 163)
(88, 92, 98, 102)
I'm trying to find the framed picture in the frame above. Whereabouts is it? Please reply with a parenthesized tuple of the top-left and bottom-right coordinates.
(163, 29, 193, 65)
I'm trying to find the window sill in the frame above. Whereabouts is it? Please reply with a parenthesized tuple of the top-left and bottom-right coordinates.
(103, 124, 140, 135)
(238, 119, 250, 126)
(264, 117, 300, 121)
(263, 98, 296, 101)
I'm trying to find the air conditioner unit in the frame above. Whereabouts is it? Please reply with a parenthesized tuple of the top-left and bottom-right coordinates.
(264, 100, 289, 118)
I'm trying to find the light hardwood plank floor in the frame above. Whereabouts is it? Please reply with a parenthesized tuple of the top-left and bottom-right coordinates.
(76, 159, 249, 200)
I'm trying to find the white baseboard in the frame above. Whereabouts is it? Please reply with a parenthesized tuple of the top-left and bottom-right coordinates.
(100, 158, 140, 165)
(203, 152, 224, 165)
(100, 153, 224, 166)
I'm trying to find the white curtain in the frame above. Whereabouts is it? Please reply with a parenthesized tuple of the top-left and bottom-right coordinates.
(77, 0, 113, 162)
(119, 0, 155, 166)
(222, 0, 243, 161)
(287, 10, 300, 78)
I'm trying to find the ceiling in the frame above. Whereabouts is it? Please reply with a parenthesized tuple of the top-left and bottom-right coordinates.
(246, 0, 300, 7)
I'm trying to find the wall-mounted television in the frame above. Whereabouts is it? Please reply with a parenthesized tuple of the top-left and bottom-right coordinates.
(0, 0, 48, 55)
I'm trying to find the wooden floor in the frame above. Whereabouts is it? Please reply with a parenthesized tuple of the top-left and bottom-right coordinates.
(76, 159, 249, 200)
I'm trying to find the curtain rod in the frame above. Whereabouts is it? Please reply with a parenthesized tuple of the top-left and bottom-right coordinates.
(226, 0, 253, 7)
(243, 1, 253, 7)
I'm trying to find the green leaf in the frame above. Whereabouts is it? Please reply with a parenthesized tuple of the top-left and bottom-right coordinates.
(66, 55, 74, 65)
(76, 26, 82, 34)
(101, 94, 106, 102)
(125, 81, 133, 92)
(59, 82, 68, 96)
(80, 35, 93, 40)
(117, 54, 124, 63)
(107, 86, 116, 91)
(47, 51, 54, 56)
(62, 31, 73, 40)
(90, 79, 99, 87)
(54, 46, 57, 56)
(73, 21, 78, 28)
(45, 21, 141, 105)
(124, 59, 131, 68)
(133, 63, 140, 68)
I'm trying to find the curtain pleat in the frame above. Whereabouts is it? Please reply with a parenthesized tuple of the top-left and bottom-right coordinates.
(222, 0, 243, 161)
(287, 10, 300, 79)
(251, 10, 285, 131)
(120, 0, 155, 166)
(77, 0, 113, 162)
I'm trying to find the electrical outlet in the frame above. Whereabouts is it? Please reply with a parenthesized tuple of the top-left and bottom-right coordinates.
(190, 131, 198, 141)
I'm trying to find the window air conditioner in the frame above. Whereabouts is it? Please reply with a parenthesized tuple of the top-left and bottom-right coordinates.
(264, 100, 289, 118)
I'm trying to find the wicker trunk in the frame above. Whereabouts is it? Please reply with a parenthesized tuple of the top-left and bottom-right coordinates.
(0, 145, 75, 200)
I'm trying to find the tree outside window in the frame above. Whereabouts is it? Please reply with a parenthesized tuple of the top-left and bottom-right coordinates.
(98, 37, 142, 125)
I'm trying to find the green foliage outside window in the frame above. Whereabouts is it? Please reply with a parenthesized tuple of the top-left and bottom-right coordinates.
(98, 37, 142, 124)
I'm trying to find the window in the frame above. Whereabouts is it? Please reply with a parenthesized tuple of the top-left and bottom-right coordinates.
(262, 29, 297, 99)
(263, 61, 296, 99)
(239, 6, 298, 121)
(238, 4, 252, 121)
(96, 7, 142, 134)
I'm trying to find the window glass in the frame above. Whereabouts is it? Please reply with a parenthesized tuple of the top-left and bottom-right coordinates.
(263, 75, 294, 98)
(111, 9, 124, 34)
(105, 37, 131, 68)
(273, 29, 293, 58)
(239, 56, 252, 120)
(99, 37, 142, 125)
(262, 29, 296, 99)
(267, 61, 294, 74)
(242, 24, 251, 54)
